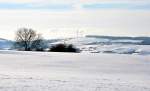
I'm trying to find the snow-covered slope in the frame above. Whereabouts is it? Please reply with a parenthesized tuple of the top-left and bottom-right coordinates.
(49, 37, 150, 55)
(0, 51, 150, 91)
(0, 38, 13, 50)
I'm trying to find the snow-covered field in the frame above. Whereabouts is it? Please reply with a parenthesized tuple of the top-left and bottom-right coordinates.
(51, 37, 150, 55)
(79, 44, 150, 55)
(0, 50, 150, 91)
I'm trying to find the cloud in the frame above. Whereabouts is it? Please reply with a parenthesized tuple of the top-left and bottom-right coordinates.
(0, 0, 75, 10)
(0, 0, 150, 39)
(82, 2, 150, 10)
(0, 9, 150, 39)
(0, 3, 73, 10)
(0, 0, 149, 10)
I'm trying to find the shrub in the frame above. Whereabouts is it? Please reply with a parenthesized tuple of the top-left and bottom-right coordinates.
(49, 44, 79, 53)
(31, 39, 47, 51)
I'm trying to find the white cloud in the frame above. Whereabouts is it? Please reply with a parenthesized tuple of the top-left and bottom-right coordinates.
(0, 9, 150, 39)
(0, 0, 150, 39)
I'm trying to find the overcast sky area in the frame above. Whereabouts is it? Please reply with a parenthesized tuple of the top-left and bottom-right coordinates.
(0, 0, 150, 40)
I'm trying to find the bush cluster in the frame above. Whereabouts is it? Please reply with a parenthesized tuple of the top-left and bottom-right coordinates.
(49, 44, 79, 53)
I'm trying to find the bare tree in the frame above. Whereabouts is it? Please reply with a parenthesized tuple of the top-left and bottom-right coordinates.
(14, 28, 38, 51)
(31, 34, 47, 51)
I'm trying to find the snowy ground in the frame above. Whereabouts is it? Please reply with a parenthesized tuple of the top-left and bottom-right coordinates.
(0, 50, 150, 91)
(79, 44, 150, 55)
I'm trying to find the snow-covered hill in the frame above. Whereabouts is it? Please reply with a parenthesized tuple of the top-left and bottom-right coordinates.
(50, 35, 150, 46)
(0, 38, 13, 50)
(49, 36, 150, 55)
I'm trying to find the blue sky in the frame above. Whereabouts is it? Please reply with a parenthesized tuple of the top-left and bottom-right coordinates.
(0, 2, 73, 10)
(0, 0, 149, 39)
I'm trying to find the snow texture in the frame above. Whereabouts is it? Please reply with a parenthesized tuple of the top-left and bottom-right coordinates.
(0, 50, 150, 91)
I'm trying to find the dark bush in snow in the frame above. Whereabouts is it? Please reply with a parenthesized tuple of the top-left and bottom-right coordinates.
(49, 44, 80, 53)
